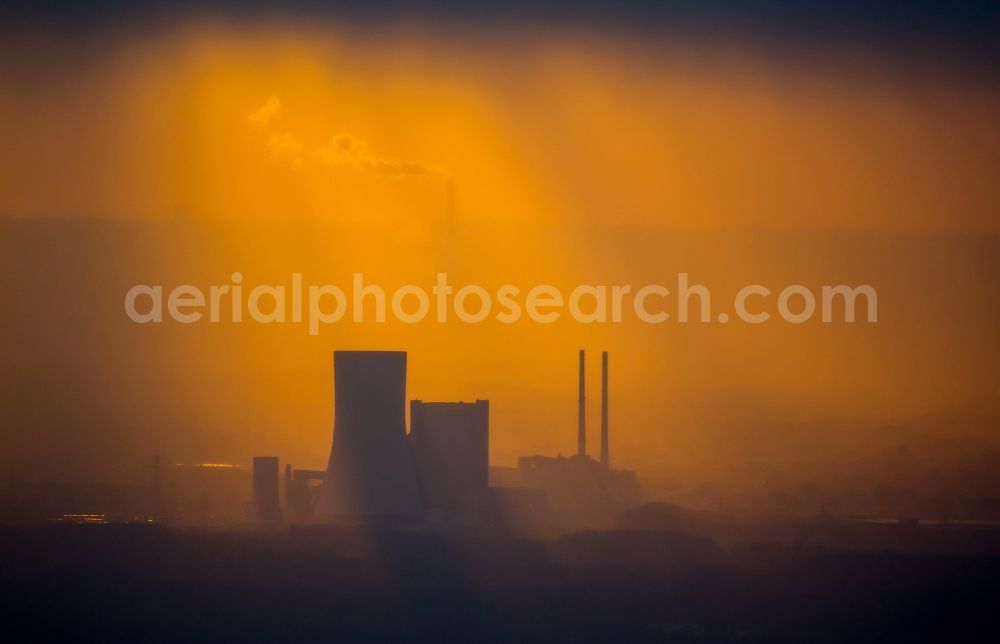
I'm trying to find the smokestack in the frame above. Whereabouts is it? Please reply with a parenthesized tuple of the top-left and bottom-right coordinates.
(578, 349, 586, 457)
(601, 351, 609, 468)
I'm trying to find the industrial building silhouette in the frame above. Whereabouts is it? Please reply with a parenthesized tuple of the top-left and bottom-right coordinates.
(410, 399, 490, 519)
(251, 456, 280, 521)
(319, 351, 423, 519)
(271, 349, 640, 531)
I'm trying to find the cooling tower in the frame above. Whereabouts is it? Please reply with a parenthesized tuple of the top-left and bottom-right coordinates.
(319, 351, 423, 519)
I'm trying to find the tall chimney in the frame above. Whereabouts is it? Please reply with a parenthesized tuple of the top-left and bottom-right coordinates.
(577, 349, 586, 457)
(600, 351, 609, 468)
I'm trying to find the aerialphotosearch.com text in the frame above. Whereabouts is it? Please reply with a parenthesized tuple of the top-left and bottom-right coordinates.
(124, 272, 877, 335)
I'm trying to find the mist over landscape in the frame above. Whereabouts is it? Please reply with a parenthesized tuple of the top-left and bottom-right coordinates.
(2, 2, 999, 642)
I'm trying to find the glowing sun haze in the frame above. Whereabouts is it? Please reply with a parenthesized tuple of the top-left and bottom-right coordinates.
(2, 23, 998, 231)
(1, 19, 998, 492)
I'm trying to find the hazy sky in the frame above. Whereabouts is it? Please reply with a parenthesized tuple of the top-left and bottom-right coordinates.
(1, 4, 998, 492)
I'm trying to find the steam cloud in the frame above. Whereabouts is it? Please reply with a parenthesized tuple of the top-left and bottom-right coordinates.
(248, 97, 447, 179)
(247, 95, 281, 128)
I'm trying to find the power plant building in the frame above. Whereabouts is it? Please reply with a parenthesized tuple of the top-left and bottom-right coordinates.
(311, 348, 640, 532)
(252, 456, 280, 521)
(410, 400, 489, 515)
(489, 349, 641, 531)
(284, 465, 325, 520)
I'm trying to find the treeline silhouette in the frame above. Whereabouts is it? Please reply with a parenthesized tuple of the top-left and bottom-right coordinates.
(1, 520, 998, 642)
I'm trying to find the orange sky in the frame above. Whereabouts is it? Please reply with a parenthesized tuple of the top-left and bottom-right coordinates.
(2, 24, 998, 230)
(1, 23, 998, 492)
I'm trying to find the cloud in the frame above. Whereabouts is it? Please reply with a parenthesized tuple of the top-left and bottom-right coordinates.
(248, 99, 447, 178)
(248, 96, 281, 128)
(320, 132, 445, 179)
(266, 131, 303, 168)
